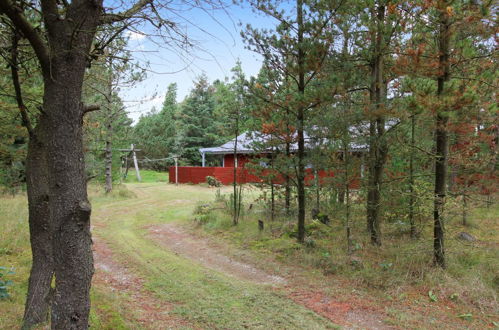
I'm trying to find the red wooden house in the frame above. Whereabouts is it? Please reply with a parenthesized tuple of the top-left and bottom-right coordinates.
(169, 131, 367, 186)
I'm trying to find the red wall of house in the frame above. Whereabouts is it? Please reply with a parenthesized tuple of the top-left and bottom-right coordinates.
(169, 166, 263, 185)
(223, 154, 251, 168)
(169, 166, 361, 188)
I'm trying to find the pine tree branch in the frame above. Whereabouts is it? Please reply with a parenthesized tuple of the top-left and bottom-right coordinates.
(9, 27, 34, 136)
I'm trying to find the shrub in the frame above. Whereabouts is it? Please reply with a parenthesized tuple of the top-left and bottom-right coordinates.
(0, 266, 14, 300)
(206, 176, 221, 187)
(214, 188, 225, 202)
(194, 202, 212, 215)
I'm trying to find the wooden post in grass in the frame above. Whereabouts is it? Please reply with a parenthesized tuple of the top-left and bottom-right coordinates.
(173, 155, 179, 186)
(131, 144, 141, 182)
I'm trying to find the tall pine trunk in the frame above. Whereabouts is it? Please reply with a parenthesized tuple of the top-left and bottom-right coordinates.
(366, 3, 387, 246)
(296, 0, 306, 243)
(433, 0, 450, 268)
(285, 111, 291, 215)
(409, 113, 417, 238)
(105, 64, 114, 194)
(232, 117, 239, 225)
(43, 78, 95, 329)
(285, 140, 291, 215)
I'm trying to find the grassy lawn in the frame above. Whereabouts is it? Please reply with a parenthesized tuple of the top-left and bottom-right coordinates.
(0, 180, 336, 329)
(1, 172, 497, 329)
(91, 183, 335, 329)
(123, 169, 169, 183)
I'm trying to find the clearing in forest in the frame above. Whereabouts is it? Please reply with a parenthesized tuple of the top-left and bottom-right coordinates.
(90, 183, 402, 329)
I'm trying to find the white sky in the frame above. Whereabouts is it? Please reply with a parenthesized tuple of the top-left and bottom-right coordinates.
(119, 2, 273, 123)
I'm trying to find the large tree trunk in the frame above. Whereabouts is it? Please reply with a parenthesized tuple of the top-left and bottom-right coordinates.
(22, 117, 54, 330)
(366, 119, 387, 246)
(40, 5, 101, 327)
(9, 26, 54, 329)
(366, 3, 387, 246)
(43, 79, 94, 329)
(433, 0, 450, 268)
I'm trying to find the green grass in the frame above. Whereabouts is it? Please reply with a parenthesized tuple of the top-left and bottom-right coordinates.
(1, 182, 337, 329)
(123, 169, 169, 183)
(2, 178, 496, 329)
(93, 183, 335, 329)
(0, 186, 141, 329)
(0, 194, 30, 328)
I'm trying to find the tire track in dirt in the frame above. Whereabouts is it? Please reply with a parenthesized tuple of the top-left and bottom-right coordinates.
(91, 185, 196, 329)
(147, 223, 398, 329)
(148, 223, 286, 286)
(93, 184, 396, 329)
(92, 236, 194, 329)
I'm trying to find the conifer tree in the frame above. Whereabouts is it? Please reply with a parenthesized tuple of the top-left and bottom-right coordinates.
(178, 75, 220, 165)
(244, 0, 343, 242)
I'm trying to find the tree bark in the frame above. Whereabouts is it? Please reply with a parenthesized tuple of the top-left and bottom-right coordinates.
(366, 3, 387, 246)
(233, 115, 239, 225)
(284, 142, 291, 216)
(409, 113, 417, 238)
(39, 3, 101, 327)
(9, 26, 54, 329)
(105, 61, 114, 194)
(43, 79, 95, 330)
(23, 130, 54, 329)
(296, 0, 306, 243)
(344, 141, 352, 254)
(434, 0, 450, 268)
(285, 136, 291, 215)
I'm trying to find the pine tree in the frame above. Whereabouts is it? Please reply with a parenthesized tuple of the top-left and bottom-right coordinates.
(178, 75, 219, 165)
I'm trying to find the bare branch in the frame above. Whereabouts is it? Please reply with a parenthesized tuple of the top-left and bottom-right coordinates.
(99, 0, 152, 25)
(83, 104, 101, 114)
(9, 27, 34, 136)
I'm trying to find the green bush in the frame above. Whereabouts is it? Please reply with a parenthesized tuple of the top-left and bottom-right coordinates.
(206, 176, 221, 187)
(0, 266, 14, 300)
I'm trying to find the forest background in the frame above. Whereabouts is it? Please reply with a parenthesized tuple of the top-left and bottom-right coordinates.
(0, 0, 497, 328)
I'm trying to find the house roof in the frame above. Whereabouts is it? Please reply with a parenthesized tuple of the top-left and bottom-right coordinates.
(200, 120, 398, 155)
(199, 132, 266, 155)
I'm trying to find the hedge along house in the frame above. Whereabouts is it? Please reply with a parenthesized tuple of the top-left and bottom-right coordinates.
(168, 129, 371, 186)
